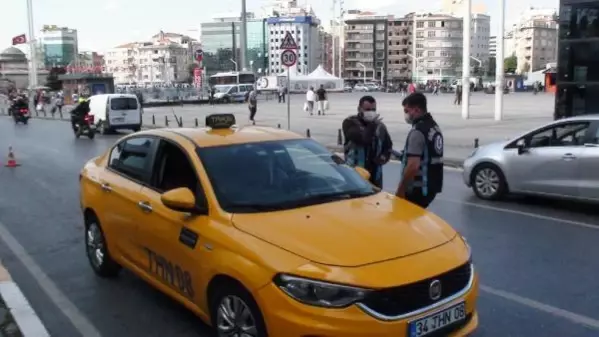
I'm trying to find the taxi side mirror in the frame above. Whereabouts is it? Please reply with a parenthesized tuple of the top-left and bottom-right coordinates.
(161, 188, 199, 213)
(354, 167, 371, 181)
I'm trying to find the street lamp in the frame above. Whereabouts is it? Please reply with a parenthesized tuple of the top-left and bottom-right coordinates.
(229, 58, 238, 72)
(462, 0, 472, 120)
(26, 0, 38, 112)
(407, 53, 424, 83)
(240, 0, 248, 71)
(357, 62, 366, 84)
(495, 0, 506, 121)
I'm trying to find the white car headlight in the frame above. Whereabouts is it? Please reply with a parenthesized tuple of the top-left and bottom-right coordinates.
(274, 274, 370, 308)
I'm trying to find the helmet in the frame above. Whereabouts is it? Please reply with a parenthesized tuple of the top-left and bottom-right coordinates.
(78, 97, 88, 103)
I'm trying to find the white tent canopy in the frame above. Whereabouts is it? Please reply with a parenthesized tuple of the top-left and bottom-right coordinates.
(279, 65, 344, 93)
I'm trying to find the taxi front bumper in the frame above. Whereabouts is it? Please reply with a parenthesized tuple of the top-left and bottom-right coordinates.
(255, 271, 479, 337)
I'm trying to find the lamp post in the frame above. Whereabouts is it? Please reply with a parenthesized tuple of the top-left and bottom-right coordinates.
(407, 54, 424, 84)
(495, 0, 506, 121)
(229, 58, 239, 84)
(357, 62, 366, 84)
(462, 0, 472, 119)
(240, 0, 248, 71)
(26, 0, 38, 111)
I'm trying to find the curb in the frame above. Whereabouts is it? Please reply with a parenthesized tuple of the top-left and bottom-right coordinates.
(0, 263, 50, 337)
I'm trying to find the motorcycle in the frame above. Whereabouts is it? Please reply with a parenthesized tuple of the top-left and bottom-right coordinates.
(12, 107, 30, 124)
(74, 113, 96, 139)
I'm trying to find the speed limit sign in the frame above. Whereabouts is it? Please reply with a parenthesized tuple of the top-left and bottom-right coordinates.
(281, 50, 297, 67)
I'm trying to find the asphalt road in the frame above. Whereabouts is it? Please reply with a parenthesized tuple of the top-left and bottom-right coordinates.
(1, 117, 599, 337)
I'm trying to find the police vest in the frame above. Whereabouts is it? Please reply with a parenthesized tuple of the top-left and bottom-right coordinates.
(402, 113, 444, 196)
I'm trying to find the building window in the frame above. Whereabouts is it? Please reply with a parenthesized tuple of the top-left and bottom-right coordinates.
(428, 21, 435, 28)
(428, 31, 436, 38)
(417, 21, 424, 28)
(428, 51, 435, 57)
(416, 51, 423, 57)
(416, 31, 424, 38)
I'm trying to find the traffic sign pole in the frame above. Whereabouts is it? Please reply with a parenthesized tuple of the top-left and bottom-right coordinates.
(279, 31, 299, 131)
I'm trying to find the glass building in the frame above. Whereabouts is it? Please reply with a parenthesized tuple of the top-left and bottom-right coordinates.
(555, 0, 599, 119)
(40, 25, 78, 68)
(201, 19, 268, 76)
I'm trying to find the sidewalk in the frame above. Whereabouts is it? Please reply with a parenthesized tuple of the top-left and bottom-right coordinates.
(0, 263, 49, 337)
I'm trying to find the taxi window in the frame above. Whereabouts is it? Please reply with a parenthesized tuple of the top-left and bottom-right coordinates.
(197, 139, 375, 213)
(109, 137, 155, 182)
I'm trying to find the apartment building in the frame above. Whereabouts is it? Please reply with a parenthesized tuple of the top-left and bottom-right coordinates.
(343, 11, 390, 82)
(510, 8, 558, 73)
(412, 13, 463, 81)
(387, 15, 414, 81)
(489, 36, 496, 58)
(105, 31, 199, 84)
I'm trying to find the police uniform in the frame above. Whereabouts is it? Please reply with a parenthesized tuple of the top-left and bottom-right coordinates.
(401, 113, 443, 208)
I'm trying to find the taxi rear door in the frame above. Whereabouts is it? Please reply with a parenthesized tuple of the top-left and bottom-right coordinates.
(100, 136, 158, 264)
(134, 138, 210, 304)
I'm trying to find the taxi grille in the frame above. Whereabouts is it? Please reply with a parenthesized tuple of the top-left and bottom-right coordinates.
(360, 263, 472, 318)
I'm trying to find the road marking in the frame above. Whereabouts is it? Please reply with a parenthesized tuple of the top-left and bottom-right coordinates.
(0, 221, 103, 337)
(481, 285, 599, 330)
(438, 197, 599, 231)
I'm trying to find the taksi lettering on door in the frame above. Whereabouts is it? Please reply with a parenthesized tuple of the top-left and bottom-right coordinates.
(145, 247, 195, 299)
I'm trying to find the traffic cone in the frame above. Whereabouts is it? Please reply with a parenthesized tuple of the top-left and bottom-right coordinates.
(5, 146, 20, 167)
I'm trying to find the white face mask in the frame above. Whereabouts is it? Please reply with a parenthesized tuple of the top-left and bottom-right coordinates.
(404, 113, 412, 124)
(362, 110, 377, 122)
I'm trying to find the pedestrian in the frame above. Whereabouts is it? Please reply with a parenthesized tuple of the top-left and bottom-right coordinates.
(395, 93, 444, 209)
(209, 86, 215, 105)
(247, 86, 258, 124)
(316, 84, 327, 115)
(305, 86, 315, 115)
(278, 85, 286, 103)
(342, 95, 393, 188)
(454, 85, 462, 105)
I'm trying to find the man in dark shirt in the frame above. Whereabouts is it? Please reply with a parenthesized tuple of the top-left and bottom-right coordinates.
(316, 84, 327, 115)
(342, 96, 393, 188)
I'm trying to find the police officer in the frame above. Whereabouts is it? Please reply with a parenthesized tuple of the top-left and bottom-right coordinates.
(395, 93, 443, 208)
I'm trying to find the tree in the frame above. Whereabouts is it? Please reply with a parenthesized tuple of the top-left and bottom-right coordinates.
(487, 57, 496, 77)
(504, 54, 517, 73)
(45, 67, 67, 91)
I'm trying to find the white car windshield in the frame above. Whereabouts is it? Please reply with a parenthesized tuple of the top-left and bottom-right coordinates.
(214, 86, 232, 93)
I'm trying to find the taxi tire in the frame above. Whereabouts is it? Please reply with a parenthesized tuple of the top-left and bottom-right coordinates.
(470, 163, 508, 200)
(85, 217, 122, 278)
(209, 281, 268, 337)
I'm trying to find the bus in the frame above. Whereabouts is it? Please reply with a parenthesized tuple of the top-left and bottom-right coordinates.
(555, 0, 599, 119)
(209, 71, 256, 86)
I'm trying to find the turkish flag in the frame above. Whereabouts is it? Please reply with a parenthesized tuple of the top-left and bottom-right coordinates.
(12, 34, 27, 45)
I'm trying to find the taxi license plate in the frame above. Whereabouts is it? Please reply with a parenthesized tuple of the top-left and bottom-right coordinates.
(408, 302, 466, 337)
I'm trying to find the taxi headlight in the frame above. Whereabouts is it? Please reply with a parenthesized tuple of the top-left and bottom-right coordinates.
(274, 274, 370, 308)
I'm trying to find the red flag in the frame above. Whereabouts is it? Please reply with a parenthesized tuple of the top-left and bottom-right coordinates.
(12, 34, 27, 45)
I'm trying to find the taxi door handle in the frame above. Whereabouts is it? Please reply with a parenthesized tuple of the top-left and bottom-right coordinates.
(137, 201, 153, 213)
(100, 182, 112, 192)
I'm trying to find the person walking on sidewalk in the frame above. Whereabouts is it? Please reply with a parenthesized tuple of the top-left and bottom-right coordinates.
(316, 84, 327, 115)
(395, 93, 444, 209)
(342, 95, 393, 188)
(305, 87, 315, 115)
(278, 85, 286, 103)
(247, 87, 258, 124)
(454, 85, 462, 105)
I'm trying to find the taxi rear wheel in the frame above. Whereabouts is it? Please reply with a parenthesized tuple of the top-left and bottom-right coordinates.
(210, 281, 268, 337)
(85, 216, 121, 278)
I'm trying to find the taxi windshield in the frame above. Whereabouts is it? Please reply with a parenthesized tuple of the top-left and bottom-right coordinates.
(197, 139, 376, 213)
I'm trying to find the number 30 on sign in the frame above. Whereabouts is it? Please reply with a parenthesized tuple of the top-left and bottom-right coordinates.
(281, 50, 297, 67)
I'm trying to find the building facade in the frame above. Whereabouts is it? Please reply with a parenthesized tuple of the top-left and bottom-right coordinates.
(39, 25, 79, 68)
(412, 13, 463, 81)
(200, 14, 268, 76)
(555, 0, 599, 119)
(267, 16, 322, 75)
(343, 14, 389, 82)
(319, 29, 334, 73)
(387, 15, 414, 81)
(489, 36, 497, 58)
(105, 31, 198, 84)
(510, 8, 559, 73)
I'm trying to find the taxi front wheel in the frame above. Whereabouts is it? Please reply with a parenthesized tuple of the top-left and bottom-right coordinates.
(210, 281, 268, 337)
(85, 216, 122, 278)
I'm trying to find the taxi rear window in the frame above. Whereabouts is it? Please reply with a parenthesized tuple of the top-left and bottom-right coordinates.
(110, 97, 138, 110)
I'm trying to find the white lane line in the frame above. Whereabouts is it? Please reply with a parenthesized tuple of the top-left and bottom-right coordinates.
(438, 197, 599, 231)
(481, 285, 599, 330)
(0, 221, 103, 337)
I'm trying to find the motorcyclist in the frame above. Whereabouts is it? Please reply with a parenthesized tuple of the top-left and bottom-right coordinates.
(10, 94, 29, 116)
(70, 94, 91, 131)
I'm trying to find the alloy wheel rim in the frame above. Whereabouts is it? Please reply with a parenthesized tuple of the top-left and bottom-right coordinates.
(216, 295, 258, 337)
(475, 168, 500, 197)
(86, 222, 105, 267)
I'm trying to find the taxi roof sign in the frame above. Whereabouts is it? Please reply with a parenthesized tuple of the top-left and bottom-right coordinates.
(279, 31, 298, 50)
(205, 114, 236, 129)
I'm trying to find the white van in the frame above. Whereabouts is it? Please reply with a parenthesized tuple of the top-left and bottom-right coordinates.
(89, 94, 142, 134)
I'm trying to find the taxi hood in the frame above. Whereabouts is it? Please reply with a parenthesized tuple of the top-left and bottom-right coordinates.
(231, 192, 457, 267)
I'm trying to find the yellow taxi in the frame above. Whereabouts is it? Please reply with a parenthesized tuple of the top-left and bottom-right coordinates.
(80, 114, 478, 337)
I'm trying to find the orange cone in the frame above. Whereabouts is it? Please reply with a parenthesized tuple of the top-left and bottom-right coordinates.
(5, 146, 20, 167)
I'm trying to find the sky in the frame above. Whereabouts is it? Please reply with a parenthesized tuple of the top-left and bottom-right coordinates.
(0, 0, 558, 54)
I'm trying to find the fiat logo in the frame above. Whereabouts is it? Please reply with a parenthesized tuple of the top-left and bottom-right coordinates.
(429, 280, 442, 301)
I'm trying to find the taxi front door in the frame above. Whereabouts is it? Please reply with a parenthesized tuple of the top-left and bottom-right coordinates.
(135, 186, 204, 304)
